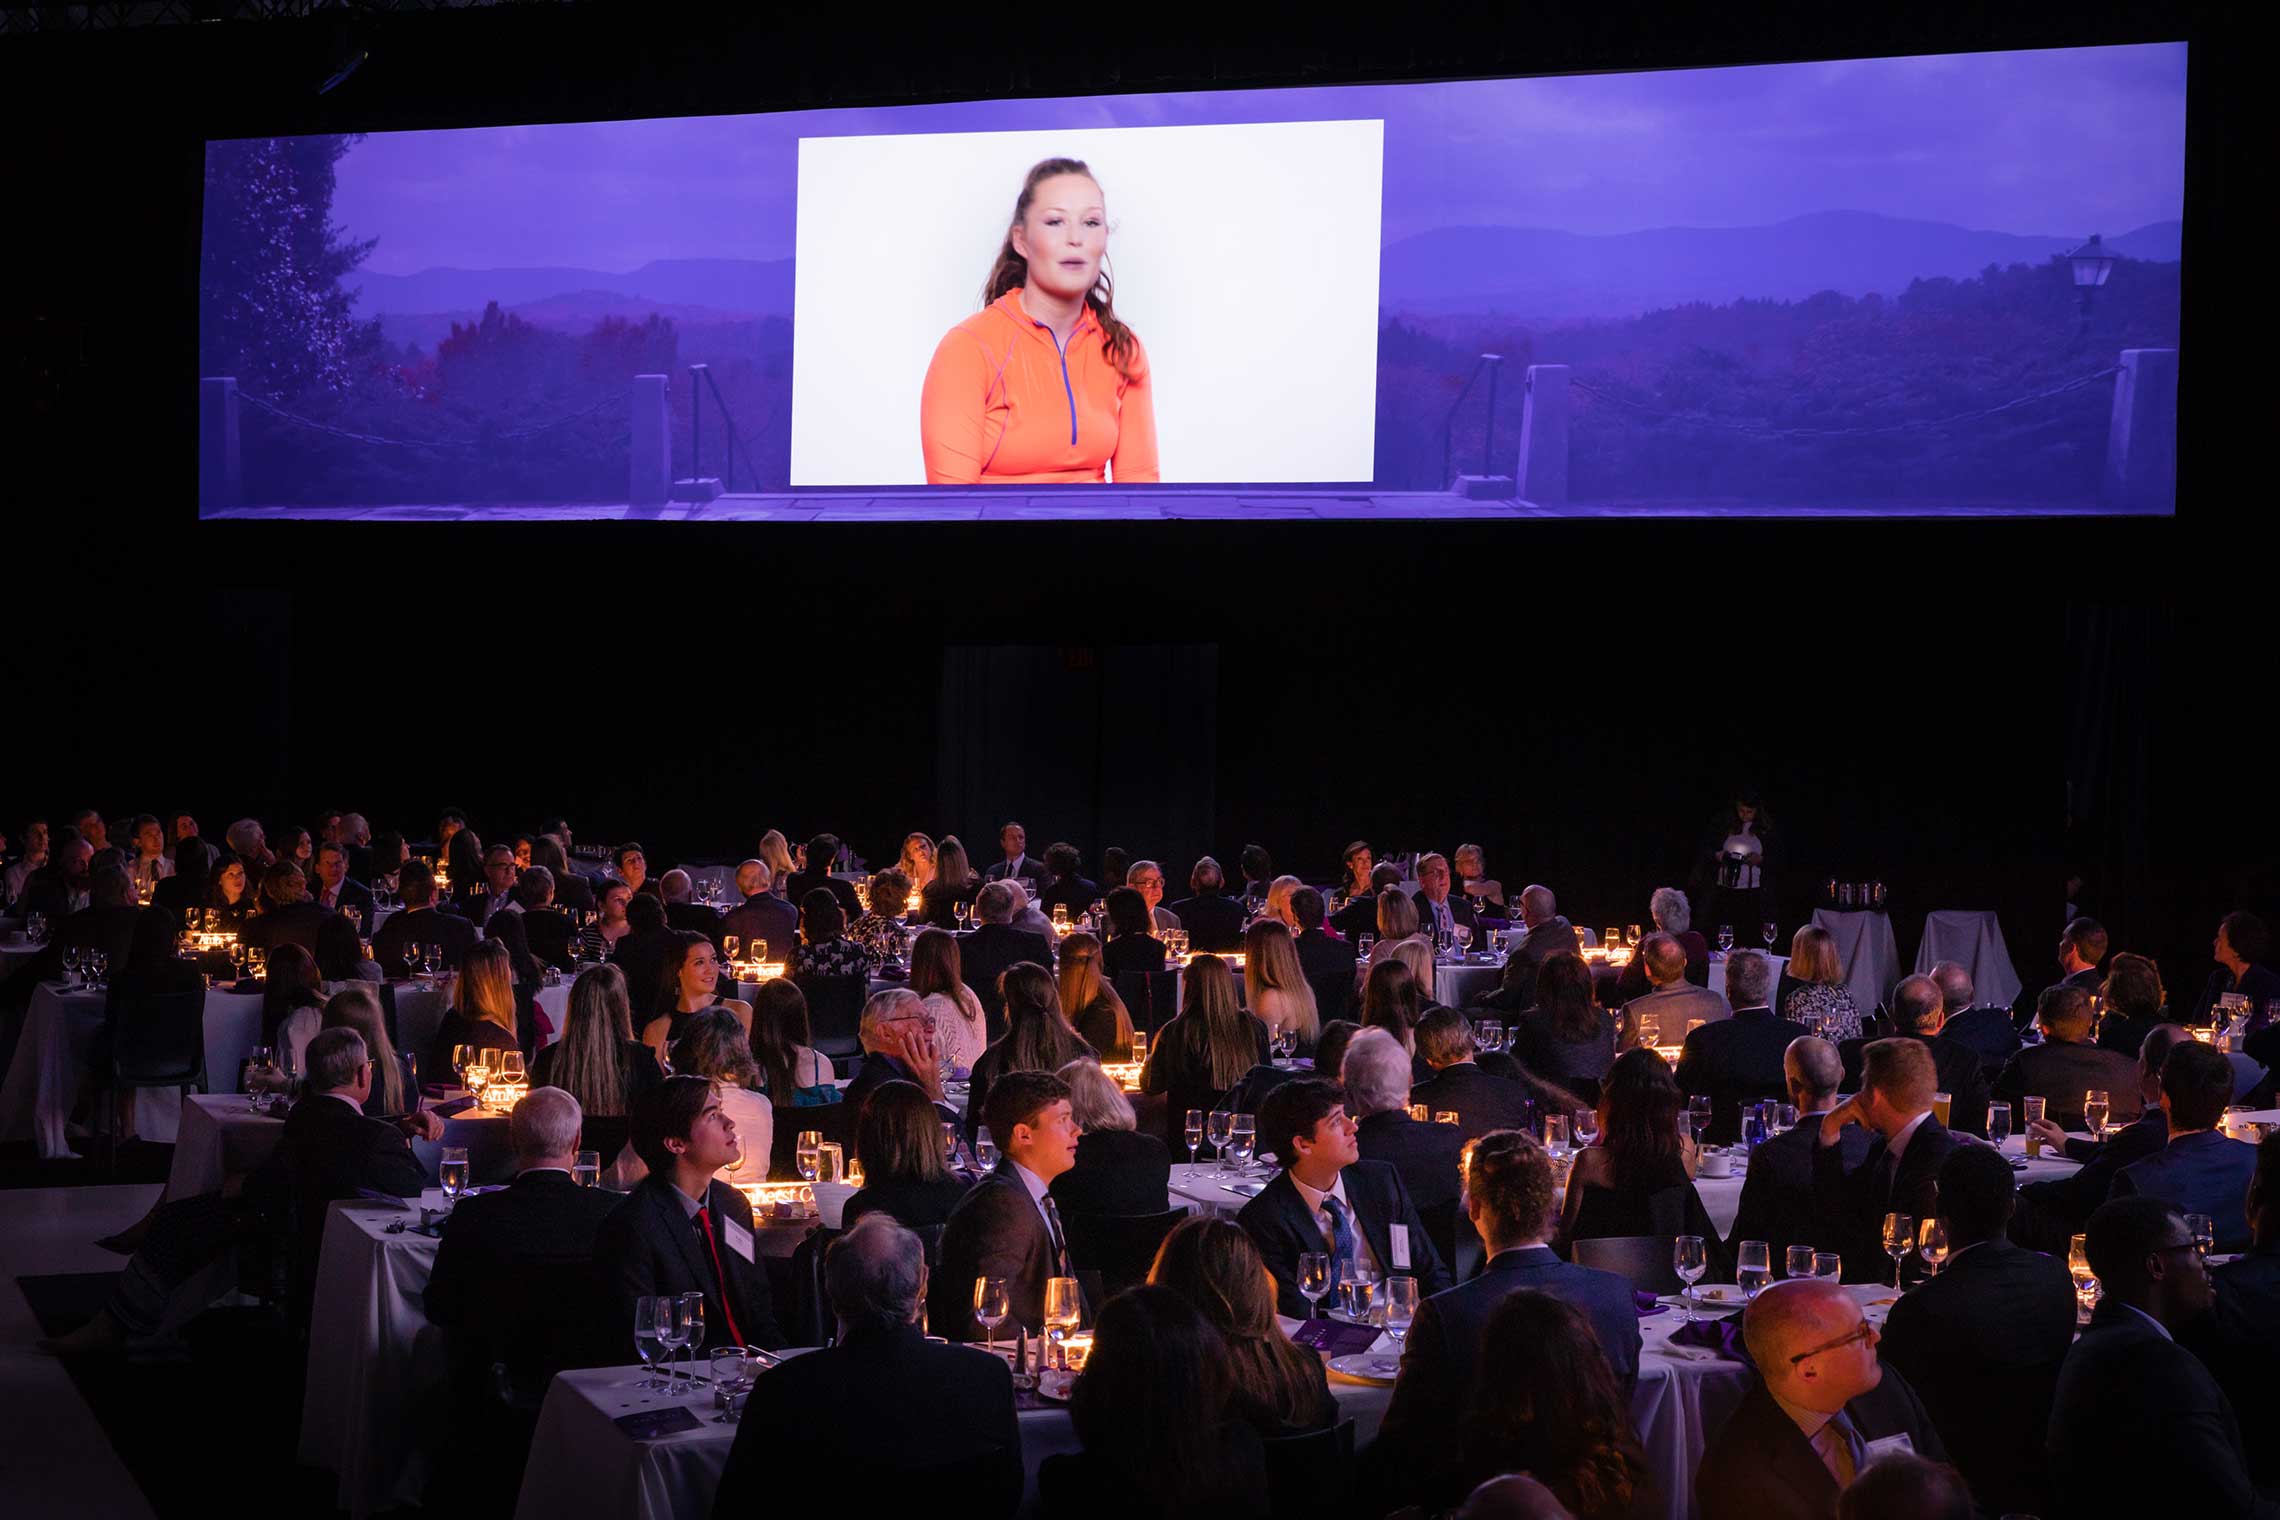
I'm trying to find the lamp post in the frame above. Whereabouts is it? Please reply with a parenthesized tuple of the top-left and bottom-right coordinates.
(2065, 234, 2115, 344)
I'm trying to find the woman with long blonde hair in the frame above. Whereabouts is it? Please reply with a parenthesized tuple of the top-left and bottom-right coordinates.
(1141, 955, 1269, 1148)
(427, 938, 522, 1080)
(756, 830, 797, 891)
(532, 963, 660, 1118)
(1242, 920, 1319, 1052)
(918, 834, 979, 929)
(320, 983, 409, 1117)
(1057, 932, 1135, 1061)
(897, 832, 938, 893)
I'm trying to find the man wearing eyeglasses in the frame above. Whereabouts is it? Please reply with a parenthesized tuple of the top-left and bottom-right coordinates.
(1695, 1278, 1946, 1520)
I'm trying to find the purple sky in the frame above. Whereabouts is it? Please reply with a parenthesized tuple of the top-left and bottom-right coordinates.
(312, 42, 2187, 275)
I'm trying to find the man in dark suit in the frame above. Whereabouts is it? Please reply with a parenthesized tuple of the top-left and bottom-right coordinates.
(606, 892, 681, 1020)
(1835, 974, 1991, 1139)
(1695, 1278, 1948, 1520)
(1506, 885, 1581, 995)
(844, 989, 956, 1121)
(1290, 888, 1357, 1025)
(372, 861, 480, 974)
(1345, 1028, 1469, 1266)
(1167, 855, 1247, 952)
(1726, 1035, 1870, 1267)
(339, 813, 376, 890)
(2056, 914, 2108, 1001)
(2048, 1196, 2277, 1518)
(2111, 1038, 2260, 1252)
(593, 1074, 783, 1354)
(930, 1071, 1079, 1339)
(716, 1214, 1021, 1515)
(1035, 842, 1100, 923)
(1369, 1129, 1640, 1502)
(781, 832, 863, 920)
(2181, 1131, 2280, 1492)
(47, 864, 152, 968)
(1411, 1008, 1535, 1142)
(1409, 852, 1479, 949)
(1236, 1077, 1452, 1319)
(1877, 1144, 2076, 1518)
(980, 821, 1046, 889)
(308, 842, 377, 929)
(657, 868, 725, 947)
(515, 872, 580, 971)
(241, 862, 333, 956)
(1677, 949, 1805, 1142)
(721, 859, 801, 964)
(1927, 960, 2017, 1079)
(958, 882, 1055, 1038)
(1992, 984, 2141, 1134)
(1813, 1037, 1957, 1283)
(18, 830, 93, 921)
(2013, 1022, 2182, 1253)
(451, 843, 521, 929)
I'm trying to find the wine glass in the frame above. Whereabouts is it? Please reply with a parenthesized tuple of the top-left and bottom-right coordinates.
(1043, 1276, 1082, 1370)
(1736, 1240, 1772, 1298)
(1227, 1114, 1256, 1172)
(1297, 1252, 1333, 1320)
(1476, 1018, 1504, 1055)
(63, 944, 83, 983)
(633, 1295, 671, 1389)
(1542, 1111, 1570, 1159)
(975, 1126, 1000, 1170)
(400, 942, 420, 981)
(496, 1048, 526, 1085)
(796, 1130, 822, 1182)
(1184, 1108, 1205, 1165)
(574, 1150, 601, 1187)
(1381, 1275, 1420, 1359)
(1626, 924, 1643, 949)
(1673, 1236, 1708, 1321)
(723, 935, 740, 965)
(1716, 925, 1734, 953)
(653, 1297, 689, 1390)
(1572, 1108, 1599, 1149)
(675, 1292, 707, 1384)
(1207, 1109, 1235, 1171)
(439, 1145, 470, 1200)
(1687, 1095, 1714, 1145)
(1918, 1218, 1950, 1277)
(1356, 932, 1375, 962)
(1882, 1212, 1915, 1289)
(1786, 1244, 1817, 1280)
(974, 1276, 1011, 1360)
(942, 1121, 963, 1170)
(1452, 921, 1473, 958)
(2084, 1090, 2111, 1141)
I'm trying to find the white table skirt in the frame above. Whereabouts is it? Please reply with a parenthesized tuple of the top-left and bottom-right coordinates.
(163, 1092, 285, 1200)
(1808, 909, 1903, 1013)
(299, 1194, 446, 1519)
(1706, 953, 1788, 1003)
(0, 935, 45, 977)
(0, 980, 265, 1159)
(1913, 910, 2023, 1013)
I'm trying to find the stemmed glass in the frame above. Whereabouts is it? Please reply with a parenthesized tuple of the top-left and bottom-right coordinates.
(654, 1298, 690, 1391)
(1452, 922, 1472, 958)
(1475, 1019, 1504, 1054)
(1184, 1109, 1205, 1165)
(1918, 1218, 1950, 1277)
(1882, 1212, 1916, 1288)
(975, 1126, 1000, 1170)
(63, 945, 84, 984)
(1736, 1239, 1773, 1299)
(675, 1292, 706, 1384)
(1687, 1096, 1714, 1146)
(1381, 1275, 1420, 1364)
(974, 1276, 1011, 1361)
(1716, 925, 1735, 953)
(1626, 924, 1643, 949)
(574, 1150, 601, 1187)
(633, 1295, 672, 1390)
(1761, 920, 1779, 951)
(1987, 1102, 2012, 1147)
(1542, 1111, 1570, 1160)
(2069, 1232, 2101, 1324)
(1673, 1236, 1707, 1321)
(1043, 1276, 1082, 1371)
(2187, 1213, 2216, 1257)
(796, 1130, 822, 1182)
(400, 943, 420, 982)
(1572, 1109, 1600, 1149)
(1227, 1115, 1256, 1173)
(1297, 1252, 1333, 1320)
(496, 1048, 526, 1086)
(1207, 1109, 1235, 1171)
(2084, 1090, 2112, 1142)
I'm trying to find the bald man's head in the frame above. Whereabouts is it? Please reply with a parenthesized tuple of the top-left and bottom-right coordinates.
(1744, 1278, 1884, 1413)
(1518, 884, 1557, 928)
(660, 868, 692, 903)
(1928, 960, 1974, 1016)
(1642, 931, 1688, 987)
(1457, 1474, 1573, 1520)
(735, 859, 769, 897)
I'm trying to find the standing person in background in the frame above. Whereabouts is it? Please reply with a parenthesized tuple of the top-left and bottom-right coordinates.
(1690, 788, 1775, 946)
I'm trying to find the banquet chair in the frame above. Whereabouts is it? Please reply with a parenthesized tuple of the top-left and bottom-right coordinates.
(1261, 1418, 1356, 1520)
(1061, 1206, 1188, 1301)
(796, 973, 868, 1062)
(1112, 970, 1181, 1035)
(1572, 1235, 1685, 1295)
(94, 984, 208, 1173)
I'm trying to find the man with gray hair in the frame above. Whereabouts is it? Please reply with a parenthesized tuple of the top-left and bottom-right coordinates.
(1724, 1035, 1870, 1267)
(1621, 930, 1733, 1052)
(1677, 950, 1805, 1142)
(1169, 854, 1247, 951)
(723, 858, 800, 965)
(658, 866, 725, 943)
(1346, 1027, 1467, 1267)
(960, 881, 1055, 1033)
(843, 987, 953, 1116)
(1929, 959, 2019, 1079)
(1837, 974, 1993, 1138)
(224, 816, 271, 870)
(1124, 858, 1181, 932)
(1615, 886, 1712, 1002)
(713, 1212, 1020, 1509)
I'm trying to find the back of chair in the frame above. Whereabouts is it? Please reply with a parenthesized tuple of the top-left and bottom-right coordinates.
(1060, 1206, 1189, 1300)
(788, 1226, 839, 1347)
(1305, 965, 1354, 1027)
(108, 987, 208, 1087)
(797, 973, 868, 1057)
(767, 1092, 859, 1181)
(1261, 1418, 1356, 1520)
(1114, 970, 1182, 1036)
(1571, 1235, 1683, 1295)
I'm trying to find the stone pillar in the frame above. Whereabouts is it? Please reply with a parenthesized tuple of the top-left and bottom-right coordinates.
(1517, 364, 1569, 510)
(630, 374, 671, 506)
(199, 377, 241, 514)
(2101, 348, 2178, 513)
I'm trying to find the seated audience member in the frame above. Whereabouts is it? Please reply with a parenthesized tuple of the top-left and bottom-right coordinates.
(671, 1009, 774, 1187)
(788, 887, 874, 982)
(592, 880, 634, 957)
(428, 939, 529, 1080)
(593, 1075, 783, 1353)
(1373, 884, 1421, 949)
(1413, 1007, 1538, 1141)
(1726, 1036, 1868, 1266)
(1694, 1278, 1947, 1520)
(314, 912, 383, 985)
(4, 817, 50, 908)
(1036, 1286, 1271, 1518)
(239, 862, 331, 955)
(713, 1215, 1021, 1516)
(2195, 910, 2280, 1027)
(260, 943, 327, 1073)
(2015, 1022, 2183, 1252)
(607, 892, 679, 1015)
(1146, 1216, 1335, 1434)
(909, 927, 989, 1073)
(849, 866, 913, 966)
(1676, 950, 1806, 1141)
(1345, 1028, 1468, 1261)
(1444, 1292, 1653, 1520)
(1504, 951, 1618, 1105)
(1375, 1131, 1642, 1502)
(843, 1080, 973, 1237)
(931, 1070, 1081, 1339)
(1836, 973, 1992, 1138)
(915, 834, 979, 929)
(319, 985, 418, 1119)
(1620, 931, 1732, 1051)
(2048, 1197, 2274, 1518)
(1991, 983, 2142, 1134)
(2180, 1131, 2280, 1492)
(641, 930, 751, 1055)
(655, 867, 719, 940)
(785, 832, 865, 919)
(1833, 1452, 1975, 1520)
(2111, 1038, 2259, 1252)
(1411, 851, 1480, 948)
(1814, 1037, 1956, 1283)
(1141, 954, 1269, 1150)
(529, 834, 591, 912)
(748, 978, 839, 1108)
(463, 844, 523, 930)
(1780, 925, 1862, 1042)
(1242, 919, 1320, 1056)
(151, 833, 212, 919)
(1612, 885, 1712, 1004)
(980, 821, 1044, 888)
(204, 854, 257, 931)
(898, 832, 939, 896)
(2055, 915, 2108, 996)
(1035, 842, 1100, 923)
(1049, 1057, 1172, 1219)
(1560, 1049, 1721, 1263)
(307, 841, 375, 925)
(1168, 855, 1248, 952)
(1098, 886, 1167, 981)
(512, 867, 577, 970)
(1290, 886, 1358, 1022)
(1057, 932, 1135, 1061)
(1875, 1145, 2076, 1518)
(962, 881, 1058, 1030)
(1326, 843, 1380, 942)
(1235, 1077, 1451, 1318)
(2093, 950, 2164, 1058)
(843, 987, 955, 1120)
(1506, 884, 1581, 986)
(1926, 960, 2017, 1079)
(531, 965, 662, 1143)
(964, 963, 1093, 1144)
(1124, 857, 1182, 934)
(1360, 957, 1427, 1060)
(1451, 843, 1505, 920)
(18, 829, 92, 920)
(371, 860, 479, 974)
(721, 858, 800, 963)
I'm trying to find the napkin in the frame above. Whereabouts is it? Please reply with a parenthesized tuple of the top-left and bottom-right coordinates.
(1668, 1313, 1751, 1362)
(1632, 1290, 1670, 1318)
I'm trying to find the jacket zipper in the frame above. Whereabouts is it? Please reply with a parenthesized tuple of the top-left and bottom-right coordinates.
(1029, 306, 1085, 448)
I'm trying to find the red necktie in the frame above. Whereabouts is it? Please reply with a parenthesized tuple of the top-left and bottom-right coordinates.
(693, 1205, 747, 1347)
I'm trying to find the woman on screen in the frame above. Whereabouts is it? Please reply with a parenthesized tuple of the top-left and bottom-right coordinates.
(919, 157, 1160, 485)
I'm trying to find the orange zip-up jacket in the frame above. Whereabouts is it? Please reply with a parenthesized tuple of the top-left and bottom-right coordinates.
(919, 287, 1160, 485)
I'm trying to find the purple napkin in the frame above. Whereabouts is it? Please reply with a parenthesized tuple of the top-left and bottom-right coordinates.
(1632, 1290, 1670, 1318)
(1668, 1314, 1751, 1361)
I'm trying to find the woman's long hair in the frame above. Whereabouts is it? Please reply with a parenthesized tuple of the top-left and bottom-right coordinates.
(1600, 1047, 1686, 1189)
(981, 157, 1140, 383)
(671, 1007, 762, 1090)
(1056, 932, 1133, 1055)
(934, 835, 974, 892)
(757, 830, 796, 883)
(1244, 920, 1319, 1043)
(455, 939, 518, 1040)
(908, 928, 965, 1003)
(654, 929, 717, 1019)
(1361, 959, 1423, 1048)
(898, 832, 937, 891)
(1376, 888, 1419, 941)
(1149, 1217, 1327, 1431)
(321, 984, 407, 1116)
(261, 942, 325, 1043)
(855, 1079, 951, 1183)
(443, 829, 483, 890)
(994, 962, 1093, 1076)
(749, 978, 813, 1101)
(314, 913, 368, 982)
(1168, 956, 1257, 1090)
(1068, 1286, 1247, 1510)
(1533, 952, 1605, 1044)
(552, 964, 638, 1116)
(1459, 1291, 1649, 1520)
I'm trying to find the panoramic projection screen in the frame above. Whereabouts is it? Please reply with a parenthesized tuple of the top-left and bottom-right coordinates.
(197, 41, 2185, 517)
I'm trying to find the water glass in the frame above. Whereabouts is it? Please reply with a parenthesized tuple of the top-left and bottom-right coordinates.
(1987, 1102, 2012, 1146)
(1572, 1108, 1599, 1147)
(1786, 1244, 1817, 1279)
(1813, 1252, 1842, 1281)
(675, 1292, 707, 1379)
(1043, 1276, 1083, 1370)
(633, 1295, 671, 1389)
(1184, 1108, 1205, 1164)
(1882, 1212, 1915, 1288)
(1673, 1236, 1708, 1321)
(2084, 1090, 2111, 1141)
(1207, 1109, 1235, 1169)
(1228, 1114, 1257, 1169)
(1542, 1111, 1570, 1157)
(574, 1150, 601, 1187)
(1736, 1240, 1772, 1298)
(1475, 1018, 1504, 1054)
(1382, 1275, 1420, 1348)
(974, 1275, 1012, 1359)
(709, 1348, 753, 1421)
(439, 1146, 470, 1200)
(974, 1126, 999, 1170)
(796, 1130, 822, 1182)
(1918, 1218, 1950, 1276)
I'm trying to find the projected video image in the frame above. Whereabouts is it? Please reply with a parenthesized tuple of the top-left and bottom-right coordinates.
(198, 42, 2184, 518)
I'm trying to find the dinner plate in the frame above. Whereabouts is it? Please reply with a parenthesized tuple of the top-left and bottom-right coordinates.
(1685, 1284, 1750, 1307)
(1327, 1352, 1402, 1385)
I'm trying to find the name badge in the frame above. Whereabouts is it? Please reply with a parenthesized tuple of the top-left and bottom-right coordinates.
(1861, 1433, 1915, 1464)
(722, 1218, 756, 1263)
(1388, 1222, 1411, 1270)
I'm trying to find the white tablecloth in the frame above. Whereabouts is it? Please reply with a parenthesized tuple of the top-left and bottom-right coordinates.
(163, 1092, 285, 1200)
(0, 979, 266, 1158)
(1913, 910, 2023, 1013)
(387, 978, 571, 1076)
(1706, 953, 1788, 1004)
(0, 933, 45, 978)
(1808, 909, 1903, 1013)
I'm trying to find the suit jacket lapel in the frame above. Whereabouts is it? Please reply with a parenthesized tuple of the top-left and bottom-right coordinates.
(1345, 1166, 1396, 1271)
(1264, 1170, 1321, 1254)
(1750, 1385, 1841, 1511)
(656, 1181, 716, 1293)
